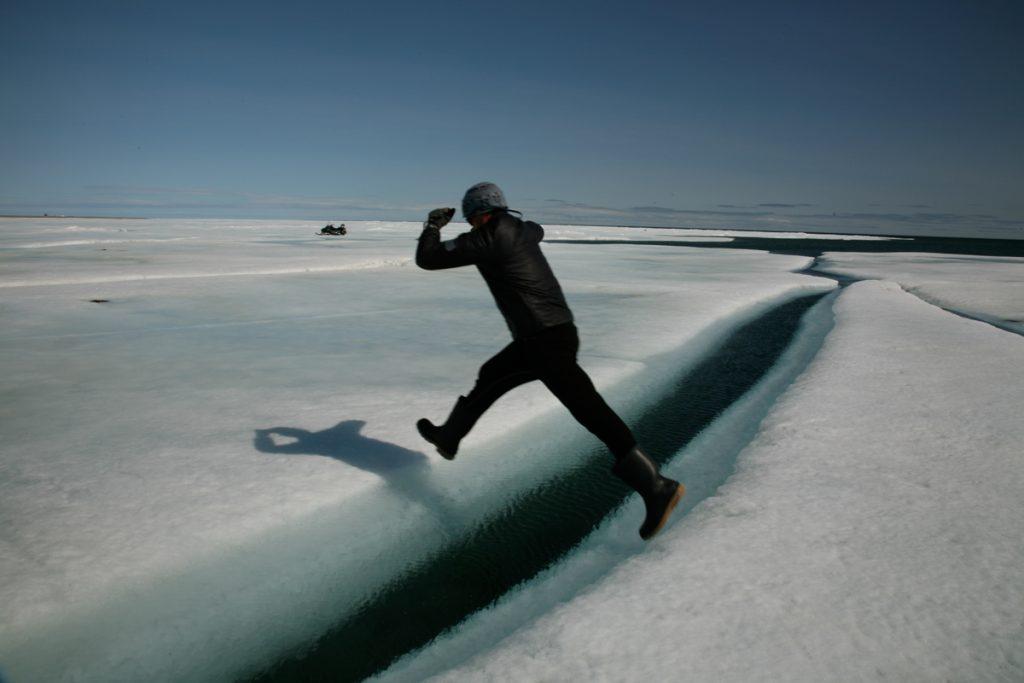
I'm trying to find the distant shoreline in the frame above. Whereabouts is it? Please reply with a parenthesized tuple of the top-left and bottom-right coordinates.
(0, 214, 146, 220)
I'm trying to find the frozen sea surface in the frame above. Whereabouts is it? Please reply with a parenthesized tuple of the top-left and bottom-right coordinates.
(0, 218, 833, 681)
(815, 251, 1024, 334)
(381, 280, 1024, 682)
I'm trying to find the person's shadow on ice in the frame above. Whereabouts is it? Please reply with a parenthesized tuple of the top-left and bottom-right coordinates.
(253, 420, 456, 521)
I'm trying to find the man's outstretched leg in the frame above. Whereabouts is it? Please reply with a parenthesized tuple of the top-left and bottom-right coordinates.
(418, 342, 536, 459)
(530, 324, 685, 540)
(541, 365, 684, 539)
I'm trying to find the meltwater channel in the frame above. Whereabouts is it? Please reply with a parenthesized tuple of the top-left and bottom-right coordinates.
(251, 291, 830, 683)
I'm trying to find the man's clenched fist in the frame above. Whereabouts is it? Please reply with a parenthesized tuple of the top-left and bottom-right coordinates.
(426, 207, 456, 230)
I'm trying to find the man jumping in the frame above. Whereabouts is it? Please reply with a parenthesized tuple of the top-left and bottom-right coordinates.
(415, 182, 684, 540)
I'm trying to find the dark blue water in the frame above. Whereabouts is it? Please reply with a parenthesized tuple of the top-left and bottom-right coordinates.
(548, 233, 1024, 259)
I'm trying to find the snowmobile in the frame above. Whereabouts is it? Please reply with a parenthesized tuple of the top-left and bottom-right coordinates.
(317, 223, 347, 236)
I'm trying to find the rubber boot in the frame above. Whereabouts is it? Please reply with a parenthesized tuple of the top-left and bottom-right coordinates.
(416, 396, 472, 460)
(612, 447, 685, 540)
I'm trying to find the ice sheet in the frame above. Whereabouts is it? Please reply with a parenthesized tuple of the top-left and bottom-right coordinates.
(815, 252, 1024, 334)
(383, 280, 1024, 682)
(0, 218, 833, 681)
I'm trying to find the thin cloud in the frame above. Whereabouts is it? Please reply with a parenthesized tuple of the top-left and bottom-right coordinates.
(806, 211, 1000, 224)
(630, 205, 773, 217)
(84, 184, 228, 198)
(543, 199, 772, 219)
(79, 185, 424, 215)
(540, 199, 631, 218)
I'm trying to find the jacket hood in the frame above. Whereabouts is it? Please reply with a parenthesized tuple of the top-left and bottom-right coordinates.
(522, 219, 544, 243)
(494, 211, 544, 243)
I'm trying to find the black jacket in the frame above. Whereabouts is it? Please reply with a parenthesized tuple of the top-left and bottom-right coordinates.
(416, 212, 574, 339)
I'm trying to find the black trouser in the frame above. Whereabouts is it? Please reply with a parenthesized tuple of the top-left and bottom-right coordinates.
(445, 323, 636, 458)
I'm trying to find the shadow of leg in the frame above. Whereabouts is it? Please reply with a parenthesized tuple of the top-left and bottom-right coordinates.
(253, 420, 459, 524)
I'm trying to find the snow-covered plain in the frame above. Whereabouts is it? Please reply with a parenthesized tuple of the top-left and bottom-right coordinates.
(0, 218, 834, 682)
(380, 280, 1024, 682)
(815, 252, 1024, 334)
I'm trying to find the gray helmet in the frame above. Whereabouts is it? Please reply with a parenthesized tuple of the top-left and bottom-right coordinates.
(462, 182, 508, 219)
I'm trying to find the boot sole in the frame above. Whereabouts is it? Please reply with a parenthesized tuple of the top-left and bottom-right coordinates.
(642, 483, 685, 541)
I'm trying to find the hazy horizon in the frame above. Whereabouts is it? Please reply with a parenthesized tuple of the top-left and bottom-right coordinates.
(3, 209, 1021, 241)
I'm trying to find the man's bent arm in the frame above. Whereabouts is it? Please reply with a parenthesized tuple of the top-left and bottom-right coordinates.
(416, 225, 493, 270)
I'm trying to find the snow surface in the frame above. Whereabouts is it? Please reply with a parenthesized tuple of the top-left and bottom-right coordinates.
(815, 252, 1024, 334)
(0, 218, 832, 681)
(380, 280, 1024, 682)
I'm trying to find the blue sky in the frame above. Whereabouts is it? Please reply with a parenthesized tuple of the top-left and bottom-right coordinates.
(1, 0, 1022, 237)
